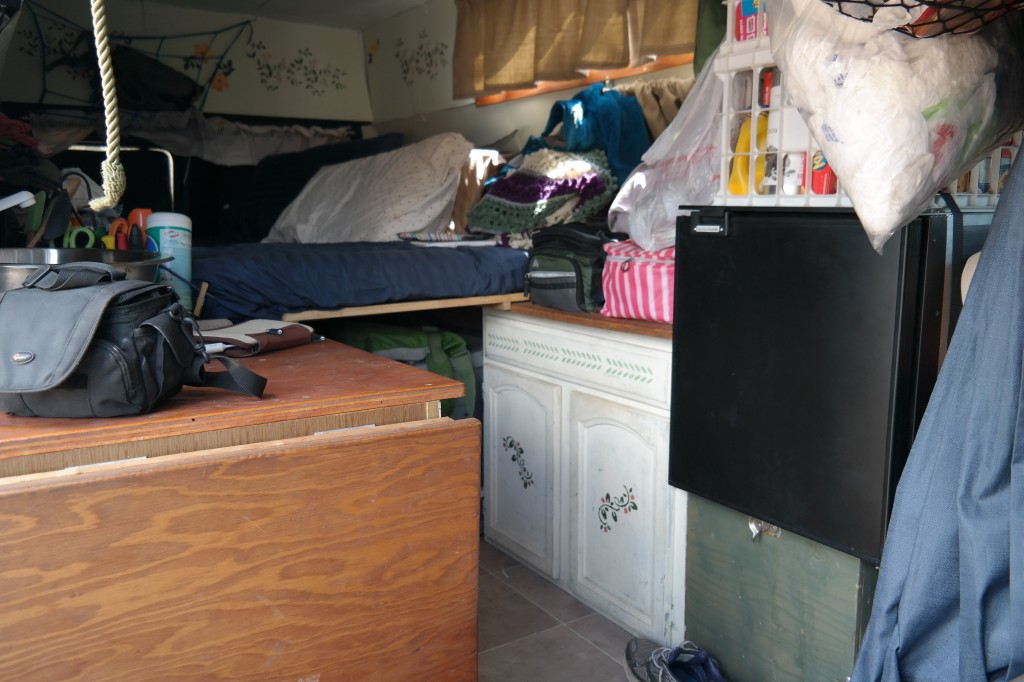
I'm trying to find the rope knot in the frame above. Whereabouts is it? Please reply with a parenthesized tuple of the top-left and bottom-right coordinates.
(88, 159, 126, 211)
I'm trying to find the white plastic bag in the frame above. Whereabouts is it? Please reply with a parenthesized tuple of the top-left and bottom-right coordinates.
(608, 53, 723, 252)
(770, 0, 1024, 249)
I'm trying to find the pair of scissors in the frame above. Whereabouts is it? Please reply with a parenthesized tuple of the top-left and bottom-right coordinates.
(105, 218, 130, 250)
(104, 217, 147, 250)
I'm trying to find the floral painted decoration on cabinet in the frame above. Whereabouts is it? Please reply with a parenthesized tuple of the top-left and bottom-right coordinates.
(503, 436, 535, 489)
(598, 486, 638, 532)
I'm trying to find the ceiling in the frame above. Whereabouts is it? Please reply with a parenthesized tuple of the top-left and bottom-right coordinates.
(140, 0, 430, 29)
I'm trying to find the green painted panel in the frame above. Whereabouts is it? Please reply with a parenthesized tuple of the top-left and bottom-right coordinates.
(685, 495, 875, 682)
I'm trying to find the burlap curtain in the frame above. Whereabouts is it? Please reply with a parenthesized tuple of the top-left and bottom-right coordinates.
(452, 0, 697, 99)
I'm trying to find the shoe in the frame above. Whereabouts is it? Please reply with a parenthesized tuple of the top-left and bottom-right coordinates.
(623, 637, 727, 682)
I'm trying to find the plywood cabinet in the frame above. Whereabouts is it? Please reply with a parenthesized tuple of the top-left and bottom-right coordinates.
(483, 305, 675, 641)
(0, 341, 480, 682)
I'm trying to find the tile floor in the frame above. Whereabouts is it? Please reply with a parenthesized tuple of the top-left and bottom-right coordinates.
(478, 540, 634, 682)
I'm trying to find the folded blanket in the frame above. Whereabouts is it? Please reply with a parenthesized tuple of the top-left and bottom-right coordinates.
(466, 148, 617, 234)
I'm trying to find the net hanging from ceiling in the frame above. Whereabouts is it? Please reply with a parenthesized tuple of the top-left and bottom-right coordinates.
(820, 0, 1024, 37)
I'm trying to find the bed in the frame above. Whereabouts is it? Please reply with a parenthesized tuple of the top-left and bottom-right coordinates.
(186, 131, 531, 322)
(184, 122, 632, 323)
(192, 240, 529, 321)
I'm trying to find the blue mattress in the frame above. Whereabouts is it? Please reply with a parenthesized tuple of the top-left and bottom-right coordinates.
(191, 241, 529, 321)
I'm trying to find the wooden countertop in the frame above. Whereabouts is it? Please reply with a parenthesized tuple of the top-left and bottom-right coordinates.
(505, 303, 673, 340)
(0, 340, 464, 464)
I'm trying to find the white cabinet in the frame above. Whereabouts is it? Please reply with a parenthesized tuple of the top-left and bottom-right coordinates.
(568, 391, 671, 639)
(483, 363, 561, 577)
(483, 307, 677, 641)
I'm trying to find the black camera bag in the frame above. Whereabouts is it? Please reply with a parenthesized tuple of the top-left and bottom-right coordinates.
(0, 262, 265, 418)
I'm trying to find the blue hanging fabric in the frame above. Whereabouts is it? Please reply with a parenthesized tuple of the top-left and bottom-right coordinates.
(538, 82, 651, 186)
(851, 155, 1024, 680)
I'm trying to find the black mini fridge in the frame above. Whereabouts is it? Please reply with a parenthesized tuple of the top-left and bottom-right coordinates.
(669, 206, 989, 562)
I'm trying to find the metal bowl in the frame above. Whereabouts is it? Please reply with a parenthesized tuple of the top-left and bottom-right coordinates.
(0, 248, 173, 293)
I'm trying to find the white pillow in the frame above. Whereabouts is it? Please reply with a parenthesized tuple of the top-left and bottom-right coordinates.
(263, 132, 473, 243)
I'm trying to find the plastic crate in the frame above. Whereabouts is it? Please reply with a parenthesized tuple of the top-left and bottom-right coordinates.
(712, 0, 852, 207)
(711, 0, 1019, 212)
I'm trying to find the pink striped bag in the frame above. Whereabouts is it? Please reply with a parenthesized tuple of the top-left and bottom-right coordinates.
(600, 239, 676, 323)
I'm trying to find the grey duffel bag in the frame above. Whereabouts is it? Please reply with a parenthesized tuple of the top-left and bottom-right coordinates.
(0, 262, 265, 418)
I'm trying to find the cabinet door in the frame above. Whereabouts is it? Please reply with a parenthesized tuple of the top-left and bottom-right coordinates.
(483, 363, 561, 577)
(568, 390, 670, 641)
(0, 418, 479, 682)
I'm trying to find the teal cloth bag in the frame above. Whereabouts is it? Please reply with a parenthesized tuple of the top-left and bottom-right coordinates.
(539, 83, 651, 185)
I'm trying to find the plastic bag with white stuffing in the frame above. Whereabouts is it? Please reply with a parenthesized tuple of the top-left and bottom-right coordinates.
(769, 0, 1024, 250)
(608, 52, 723, 252)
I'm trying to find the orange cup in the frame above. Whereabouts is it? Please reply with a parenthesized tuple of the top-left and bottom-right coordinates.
(127, 208, 152, 234)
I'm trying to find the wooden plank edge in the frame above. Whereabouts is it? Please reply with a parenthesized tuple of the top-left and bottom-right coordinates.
(0, 417, 472, 490)
(504, 302, 673, 339)
(281, 292, 530, 321)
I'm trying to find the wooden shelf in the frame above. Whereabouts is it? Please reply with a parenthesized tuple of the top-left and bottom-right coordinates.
(281, 292, 530, 322)
(505, 302, 673, 340)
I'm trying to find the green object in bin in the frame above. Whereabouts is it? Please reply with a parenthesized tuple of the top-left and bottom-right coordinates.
(332, 322, 476, 419)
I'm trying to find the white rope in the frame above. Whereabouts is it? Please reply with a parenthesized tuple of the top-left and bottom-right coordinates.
(88, 0, 126, 211)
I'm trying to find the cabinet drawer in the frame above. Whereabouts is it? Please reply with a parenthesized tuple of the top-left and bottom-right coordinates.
(0, 418, 480, 681)
(484, 310, 672, 409)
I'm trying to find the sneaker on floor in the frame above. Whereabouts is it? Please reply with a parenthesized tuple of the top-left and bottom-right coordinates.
(623, 637, 727, 682)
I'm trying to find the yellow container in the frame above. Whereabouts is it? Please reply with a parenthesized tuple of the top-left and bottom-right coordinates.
(728, 112, 769, 195)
